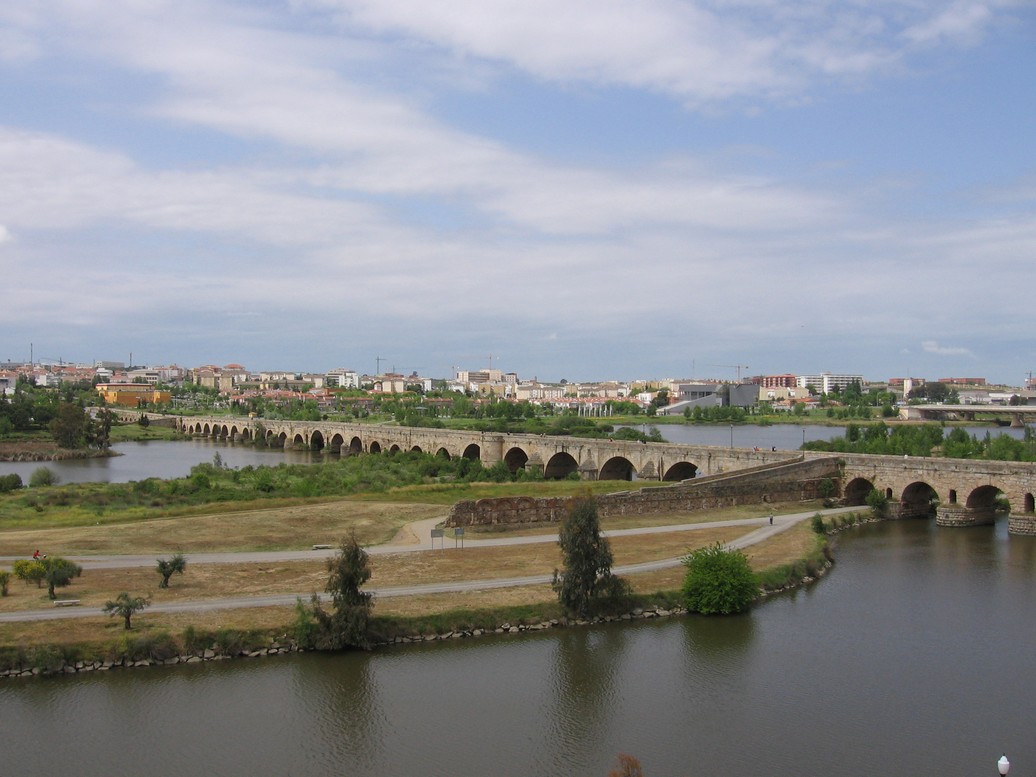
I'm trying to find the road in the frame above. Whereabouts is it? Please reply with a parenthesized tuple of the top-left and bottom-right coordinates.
(0, 507, 857, 623)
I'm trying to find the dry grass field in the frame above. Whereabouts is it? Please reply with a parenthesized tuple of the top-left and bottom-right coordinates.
(0, 498, 831, 649)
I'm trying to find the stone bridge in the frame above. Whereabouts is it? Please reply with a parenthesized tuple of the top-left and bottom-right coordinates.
(833, 453, 1036, 534)
(175, 416, 793, 481)
(174, 416, 1036, 534)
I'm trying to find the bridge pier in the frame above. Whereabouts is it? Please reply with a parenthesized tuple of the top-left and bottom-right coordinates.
(1008, 514, 1036, 535)
(936, 506, 996, 527)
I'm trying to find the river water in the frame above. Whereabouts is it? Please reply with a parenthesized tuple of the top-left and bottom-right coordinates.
(1, 519, 1033, 777)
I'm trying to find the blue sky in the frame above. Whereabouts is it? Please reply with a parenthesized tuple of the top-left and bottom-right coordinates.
(1, 1, 1034, 385)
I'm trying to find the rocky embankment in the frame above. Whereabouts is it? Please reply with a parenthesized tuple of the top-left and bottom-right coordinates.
(1, 605, 688, 679)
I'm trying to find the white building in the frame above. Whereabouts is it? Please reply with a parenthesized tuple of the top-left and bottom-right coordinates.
(796, 373, 865, 394)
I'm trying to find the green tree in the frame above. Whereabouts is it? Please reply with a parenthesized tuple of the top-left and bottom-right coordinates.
(12, 559, 46, 588)
(41, 556, 83, 599)
(48, 402, 89, 448)
(865, 488, 889, 518)
(156, 553, 187, 588)
(311, 534, 373, 650)
(92, 407, 114, 450)
(681, 542, 758, 615)
(0, 570, 10, 596)
(552, 496, 626, 617)
(103, 592, 150, 629)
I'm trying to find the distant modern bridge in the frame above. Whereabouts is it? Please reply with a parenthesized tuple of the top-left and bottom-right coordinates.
(173, 416, 1036, 535)
(900, 404, 1036, 426)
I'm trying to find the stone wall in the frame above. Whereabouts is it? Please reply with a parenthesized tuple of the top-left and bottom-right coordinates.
(446, 458, 842, 527)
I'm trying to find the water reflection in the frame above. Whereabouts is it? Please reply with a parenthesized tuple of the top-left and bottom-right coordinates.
(543, 625, 628, 772)
(296, 652, 386, 773)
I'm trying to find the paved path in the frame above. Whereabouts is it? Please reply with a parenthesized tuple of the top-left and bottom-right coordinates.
(0, 507, 858, 623)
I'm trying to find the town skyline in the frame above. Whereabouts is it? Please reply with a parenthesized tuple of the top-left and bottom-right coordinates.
(1, 2, 1034, 386)
(3, 350, 1030, 390)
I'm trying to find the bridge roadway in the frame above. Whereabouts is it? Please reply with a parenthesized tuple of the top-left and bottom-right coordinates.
(175, 415, 1036, 531)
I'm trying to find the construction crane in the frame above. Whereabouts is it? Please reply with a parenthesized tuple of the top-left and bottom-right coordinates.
(709, 364, 750, 382)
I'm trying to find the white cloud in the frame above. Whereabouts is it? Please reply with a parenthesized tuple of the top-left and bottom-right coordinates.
(0, 225, 11, 243)
(302, 0, 1006, 106)
(922, 341, 975, 357)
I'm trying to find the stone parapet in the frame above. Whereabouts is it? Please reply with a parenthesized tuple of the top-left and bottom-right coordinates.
(446, 458, 841, 527)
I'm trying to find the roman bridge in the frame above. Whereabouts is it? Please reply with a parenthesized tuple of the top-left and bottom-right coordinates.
(174, 416, 794, 481)
(173, 416, 1036, 535)
(833, 453, 1036, 534)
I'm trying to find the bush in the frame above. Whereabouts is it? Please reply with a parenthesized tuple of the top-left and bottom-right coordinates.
(810, 513, 826, 534)
(0, 473, 22, 493)
(0, 570, 9, 596)
(866, 488, 889, 517)
(29, 467, 58, 488)
(681, 542, 759, 615)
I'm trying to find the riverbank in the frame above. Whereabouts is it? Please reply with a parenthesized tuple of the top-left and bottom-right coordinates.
(0, 440, 113, 462)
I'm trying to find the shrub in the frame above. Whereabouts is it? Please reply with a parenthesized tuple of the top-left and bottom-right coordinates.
(0, 473, 22, 493)
(810, 513, 826, 534)
(681, 542, 758, 615)
(29, 467, 58, 488)
(866, 488, 889, 517)
(0, 570, 9, 596)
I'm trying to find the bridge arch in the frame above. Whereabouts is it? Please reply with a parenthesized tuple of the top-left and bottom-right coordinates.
(462, 443, 481, 461)
(599, 456, 635, 481)
(310, 430, 325, 452)
(844, 477, 874, 506)
(328, 433, 344, 453)
(291, 433, 306, 449)
(900, 481, 939, 519)
(389, 444, 402, 455)
(662, 461, 697, 481)
(544, 451, 578, 480)
(966, 484, 1006, 513)
(504, 447, 529, 474)
(348, 436, 363, 455)
(370, 441, 382, 454)
(436, 447, 451, 459)
(411, 445, 423, 453)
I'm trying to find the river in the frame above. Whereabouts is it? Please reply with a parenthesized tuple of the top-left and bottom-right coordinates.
(0, 519, 1033, 776)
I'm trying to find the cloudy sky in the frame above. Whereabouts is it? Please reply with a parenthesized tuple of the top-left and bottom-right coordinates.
(1, 1, 1033, 384)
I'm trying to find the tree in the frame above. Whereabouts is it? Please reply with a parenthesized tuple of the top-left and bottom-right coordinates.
(103, 592, 150, 629)
(49, 402, 89, 448)
(0, 570, 10, 596)
(156, 553, 187, 588)
(92, 407, 114, 450)
(681, 542, 758, 615)
(311, 534, 373, 650)
(12, 559, 46, 588)
(552, 496, 627, 617)
(42, 557, 83, 599)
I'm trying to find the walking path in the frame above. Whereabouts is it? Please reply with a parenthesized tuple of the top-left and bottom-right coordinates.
(0, 507, 858, 623)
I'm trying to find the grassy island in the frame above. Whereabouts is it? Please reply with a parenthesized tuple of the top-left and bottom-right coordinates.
(0, 448, 841, 673)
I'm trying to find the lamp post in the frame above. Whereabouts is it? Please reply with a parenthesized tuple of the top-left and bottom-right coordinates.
(998, 754, 1010, 775)
(729, 424, 733, 449)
